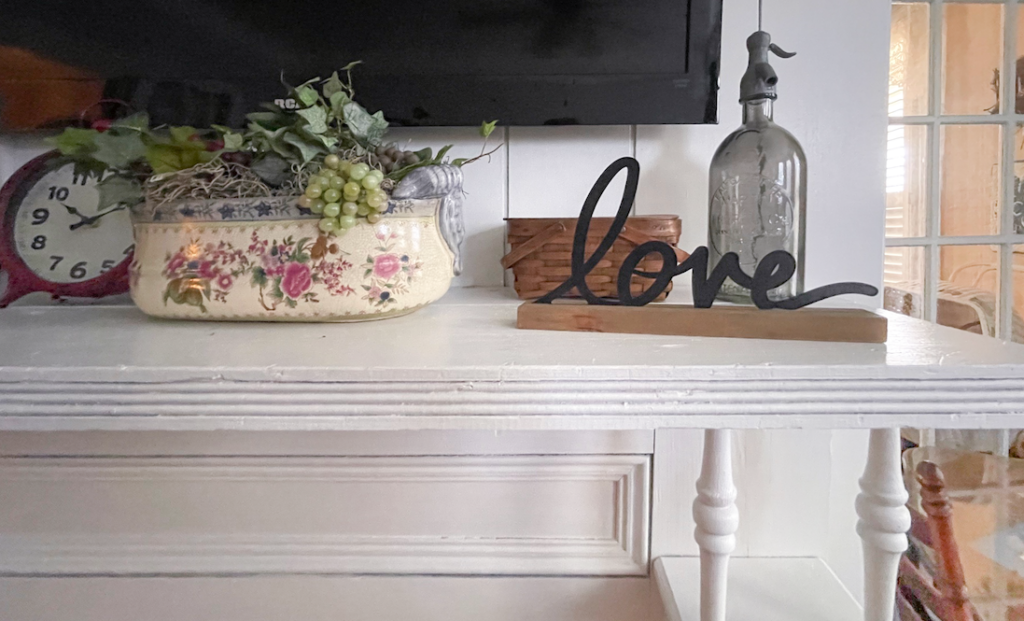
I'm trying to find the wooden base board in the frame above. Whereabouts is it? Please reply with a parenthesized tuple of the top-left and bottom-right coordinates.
(517, 302, 888, 343)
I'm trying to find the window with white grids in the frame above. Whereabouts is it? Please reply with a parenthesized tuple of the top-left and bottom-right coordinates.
(885, 0, 1024, 342)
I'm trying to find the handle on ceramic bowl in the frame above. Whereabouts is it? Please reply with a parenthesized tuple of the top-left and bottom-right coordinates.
(392, 165, 466, 276)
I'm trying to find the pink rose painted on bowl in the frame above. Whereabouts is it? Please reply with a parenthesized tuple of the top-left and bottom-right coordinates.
(198, 260, 217, 279)
(166, 254, 185, 274)
(281, 262, 312, 299)
(217, 274, 233, 290)
(373, 254, 401, 280)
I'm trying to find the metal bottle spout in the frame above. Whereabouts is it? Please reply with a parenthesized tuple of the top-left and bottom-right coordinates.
(739, 31, 795, 102)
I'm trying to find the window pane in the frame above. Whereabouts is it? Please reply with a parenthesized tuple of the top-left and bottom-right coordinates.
(939, 245, 1000, 337)
(886, 124, 928, 237)
(883, 246, 925, 319)
(1015, 125, 1024, 234)
(1017, 8, 1024, 114)
(891, 3, 930, 116)
(943, 3, 1003, 115)
(940, 124, 1001, 236)
(1015, 246, 1024, 343)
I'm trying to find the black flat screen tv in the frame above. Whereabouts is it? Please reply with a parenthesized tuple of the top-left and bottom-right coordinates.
(0, 0, 722, 130)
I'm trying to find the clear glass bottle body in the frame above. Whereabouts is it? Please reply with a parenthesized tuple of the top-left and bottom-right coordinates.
(707, 99, 807, 303)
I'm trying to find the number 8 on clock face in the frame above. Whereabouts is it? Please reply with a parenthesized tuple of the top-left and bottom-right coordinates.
(0, 150, 135, 307)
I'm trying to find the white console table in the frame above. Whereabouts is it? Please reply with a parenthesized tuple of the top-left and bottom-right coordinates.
(2, 288, 1024, 621)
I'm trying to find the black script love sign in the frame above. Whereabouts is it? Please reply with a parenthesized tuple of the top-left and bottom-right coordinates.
(536, 157, 878, 309)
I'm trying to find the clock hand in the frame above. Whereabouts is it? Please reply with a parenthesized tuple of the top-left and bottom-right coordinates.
(61, 202, 90, 223)
(68, 204, 129, 231)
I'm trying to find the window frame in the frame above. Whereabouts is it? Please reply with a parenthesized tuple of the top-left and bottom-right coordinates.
(888, 0, 1024, 339)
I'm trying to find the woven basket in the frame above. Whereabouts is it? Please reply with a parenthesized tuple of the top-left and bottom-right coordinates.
(502, 216, 688, 301)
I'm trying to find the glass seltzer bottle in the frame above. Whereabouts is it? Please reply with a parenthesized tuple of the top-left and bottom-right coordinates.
(708, 31, 806, 303)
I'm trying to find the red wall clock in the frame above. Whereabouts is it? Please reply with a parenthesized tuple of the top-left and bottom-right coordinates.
(0, 150, 135, 307)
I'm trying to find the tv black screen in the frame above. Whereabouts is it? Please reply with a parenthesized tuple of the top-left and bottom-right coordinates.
(0, 0, 722, 130)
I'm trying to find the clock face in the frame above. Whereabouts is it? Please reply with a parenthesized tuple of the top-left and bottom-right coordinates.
(12, 161, 134, 283)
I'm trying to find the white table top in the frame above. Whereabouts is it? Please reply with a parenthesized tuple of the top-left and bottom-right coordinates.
(1, 288, 1023, 431)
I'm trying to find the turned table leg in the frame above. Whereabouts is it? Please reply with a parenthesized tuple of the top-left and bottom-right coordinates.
(856, 428, 910, 621)
(693, 429, 738, 621)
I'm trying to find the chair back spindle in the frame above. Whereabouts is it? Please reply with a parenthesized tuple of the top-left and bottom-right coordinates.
(917, 460, 973, 621)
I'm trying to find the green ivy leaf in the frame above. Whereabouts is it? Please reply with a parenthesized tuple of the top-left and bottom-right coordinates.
(450, 158, 468, 166)
(47, 128, 99, 156)
(247, 111, 290, 128)
(322, 72, 345, 99)
(283, 132, 326, 164)
(297, 126, 337, 150)
(222, 132, 245, 151)
(92, 132, 147, 169)
(250, 153, 291, 185)
(111, 112, 150, 133)
(369, 111, 388, 142)
(387, 160, 431, 182)
(295, 84, 319, 107)
(480, 120, 498, 138)
(434, 144, 452, 163)
(342, 102, 388, 147)
(168, 126, 198, 145)
(71, 159, 108, 180)
(248, 123, 292, 158)
(96, 175, 142, 210)
(296, 106, 328, 134)
(145, 144, 185, 174)
(329, 91, 351, 118)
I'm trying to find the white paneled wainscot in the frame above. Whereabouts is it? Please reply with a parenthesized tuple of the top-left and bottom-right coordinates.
(0, 454, 649, 576)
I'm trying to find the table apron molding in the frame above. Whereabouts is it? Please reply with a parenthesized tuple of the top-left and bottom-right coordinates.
(2, 365, 1024, 385)
(0, 377, 1022, 431)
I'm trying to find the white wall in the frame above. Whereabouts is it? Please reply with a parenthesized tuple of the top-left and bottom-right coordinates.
(1, 0, 890, 297)
(405, 0, 890, 296)
(0, 0, 891, 603)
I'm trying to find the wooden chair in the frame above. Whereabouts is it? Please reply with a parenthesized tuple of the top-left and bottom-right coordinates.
(897, 460, 981, 621)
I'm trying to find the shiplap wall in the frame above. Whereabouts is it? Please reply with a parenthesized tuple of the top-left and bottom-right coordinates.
(0, 0, 891, 604)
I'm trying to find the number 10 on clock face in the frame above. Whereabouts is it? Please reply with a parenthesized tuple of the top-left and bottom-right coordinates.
(0, 151, 135, 306)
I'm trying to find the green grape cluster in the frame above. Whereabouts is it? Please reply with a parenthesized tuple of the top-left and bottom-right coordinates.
(297, 154, 389, 234)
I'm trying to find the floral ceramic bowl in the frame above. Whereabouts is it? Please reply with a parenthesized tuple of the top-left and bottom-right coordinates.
(128, 165, 465, 321)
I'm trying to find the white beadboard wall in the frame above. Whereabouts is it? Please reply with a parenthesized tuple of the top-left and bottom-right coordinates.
(0, 0, 889, 605)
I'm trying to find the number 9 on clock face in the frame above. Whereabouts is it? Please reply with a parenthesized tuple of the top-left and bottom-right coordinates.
(0, 151, 135, 307)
